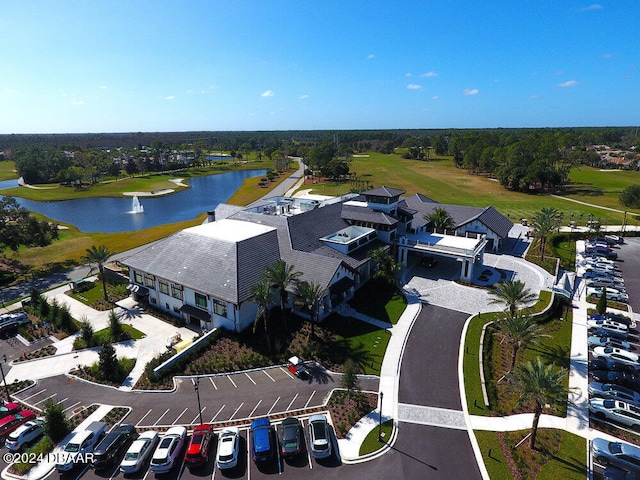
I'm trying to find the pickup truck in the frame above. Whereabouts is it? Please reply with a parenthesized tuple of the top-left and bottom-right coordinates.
(56, 421, 108, 472)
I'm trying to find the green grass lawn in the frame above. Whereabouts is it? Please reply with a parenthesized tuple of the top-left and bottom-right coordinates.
(349, 279, 407, 325)
(359, 419, 393, 455)
(324, 315, 391, 376)
(94, 324, 145, 342)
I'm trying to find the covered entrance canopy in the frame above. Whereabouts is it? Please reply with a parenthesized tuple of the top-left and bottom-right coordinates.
(126, 284, 149, 296)
(179, 304, 211, 322)
(398, 232, 487, 282)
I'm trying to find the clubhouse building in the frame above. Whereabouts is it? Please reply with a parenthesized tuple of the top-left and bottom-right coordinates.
(122, 186, 513, 332)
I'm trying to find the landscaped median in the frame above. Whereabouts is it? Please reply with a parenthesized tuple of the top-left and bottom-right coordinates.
(462, 291, 587, 479)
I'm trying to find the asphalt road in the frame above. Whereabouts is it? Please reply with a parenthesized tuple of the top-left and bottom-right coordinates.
(614, 236, 640, 313)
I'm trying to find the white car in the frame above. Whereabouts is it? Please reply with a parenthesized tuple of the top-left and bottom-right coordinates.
(586, 278, 625, 290)
(587, 287, 629, 303)
(588, 336, 632, 351)
(594, 347, 640, 370)
(588, 319, 628, 335)
(589, 398, 640, 429)
(582, 255, 616, 266)
(150, 426, 186, 473)
(216, 427, 240, 470)
(120, 430, 159, 474)
(5, 419, 44, 452)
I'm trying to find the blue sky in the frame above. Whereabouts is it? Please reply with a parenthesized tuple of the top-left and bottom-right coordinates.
(1, 1, 638, 133)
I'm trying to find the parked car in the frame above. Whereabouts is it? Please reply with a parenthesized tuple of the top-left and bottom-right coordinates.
(588, 319, 628, 336)
(280, 417, 302, 458)
(587, 279, 625, 291)
(588, 248, 618, 260)
(605, 235, 624, 245)
(591, 328, 629, 341)
(584, 269, 623, 280)
(592, 438, 640, 473)
(590, 357, 628, 373)
(56, 421, 108, 472)
(150, 426, 187, 473)
(93, 424, 138, 470)
(588, 336, 632, 351)
(308, 414, 332, 459)
(120, 430, 159, 474)
(604, 466, 638, 480)
(0, 410, 36, 442)
(184, 424, 212, 468)
(587, 287, 629, 303)
(216, 427, 240, 470)
(589, 398, 640, 429)
(593, 347, 640, 370)
(0, 402, 20, 421)
(250, 418, 275, 463)
(5, 419, 44, 452)
(592, 371, 640, 390)
(590, 313, 635, 329)
(589, 382, 640, 406)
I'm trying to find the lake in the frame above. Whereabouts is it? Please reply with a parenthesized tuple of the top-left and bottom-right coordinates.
(0, 170, 266, 233)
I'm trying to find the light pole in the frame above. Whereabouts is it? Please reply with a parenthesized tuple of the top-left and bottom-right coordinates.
(378, 391, 384, 442)
(0, 354, 10, 401)
(191, 377, 204, 425)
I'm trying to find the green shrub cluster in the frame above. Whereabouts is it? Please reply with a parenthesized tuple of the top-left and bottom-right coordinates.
(25, 288, 77, 334)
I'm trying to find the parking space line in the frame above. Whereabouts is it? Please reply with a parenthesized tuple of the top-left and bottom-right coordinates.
(267, 397, 280, 415)
(304, 391, 316, 408)
(62, 401, 80, 413)
(22, 388, 46, 401)
(300, 420, 313, 470)
(209, 377, 218, 390)
(248, 400, 262, 418)
(263, 369, 276, 382)
(285, 393, 298, 411)
(280, 366, 295, 379)
(136, 409, 153, 427)
(210, 405, 225, 422)
(245, 372, 257, 385)
(55, 397, 68, 406)
(155, 408, 171, 425)
(172, 407, 189, 425)
(34, 393, 56, 406)
(228, 402, 244, 421)
(190, 406, 206, 425)
(227, 375, 237, 388)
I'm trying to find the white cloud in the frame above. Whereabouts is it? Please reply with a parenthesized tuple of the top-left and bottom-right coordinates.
(530, 94, 540, 99)
(299, 94, 309, 100)
(208, 84, 218, 90)
(463, 88, 479, 95)
(3, 88, 17, 95)
(164, 95, 175, 100)
(71, 100, 85, 105)
(367, 54, 375, 59)
(420, 71, 438, 78)
(407, 84, 422, 90)
(557, 80, 578, 88)
(261, 90, 275, 97)
(100, 85, 108, 90)
(406, 73, 412, 77)
(432, 95, 439, 100)
(602, 53, 615, 58)
(581, 4, 602, 11)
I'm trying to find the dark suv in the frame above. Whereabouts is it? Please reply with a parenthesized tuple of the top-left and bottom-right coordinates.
(93, 425, 138, 470)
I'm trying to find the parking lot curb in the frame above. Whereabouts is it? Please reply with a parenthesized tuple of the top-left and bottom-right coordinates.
(340, 421, 398, 464)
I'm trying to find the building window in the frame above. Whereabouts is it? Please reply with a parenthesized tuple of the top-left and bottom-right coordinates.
(149, 297, 157, 304)
(144, 274, 155, 288)
(195, 292, 207, 309)
(171, 284, 183, 300)
(213, 299, 227, 317)
(159, 280, 169, 295)
(134, 271, 143, 284)
(173, 306, 181, 313)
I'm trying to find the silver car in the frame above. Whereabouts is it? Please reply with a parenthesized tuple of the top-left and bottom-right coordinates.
(120, 430, 159, 474)
(592, 438, 640, 473)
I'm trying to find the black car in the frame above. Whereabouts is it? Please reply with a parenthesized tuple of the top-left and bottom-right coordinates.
(93, 425, 138, 470)
(592, 370, 640, 390)
(280, 418, 302, 458)
(590, 358, 630, 373)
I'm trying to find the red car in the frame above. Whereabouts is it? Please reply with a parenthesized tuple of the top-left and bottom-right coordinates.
(0, 410, 36, 440)
(0, 403, 20, 421)
(184, 424, 212, 467)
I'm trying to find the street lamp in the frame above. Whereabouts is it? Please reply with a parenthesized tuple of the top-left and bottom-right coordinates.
(191, 377, 204, 425)
(0, 354, 10, 401)
(378, 391, 384, 442)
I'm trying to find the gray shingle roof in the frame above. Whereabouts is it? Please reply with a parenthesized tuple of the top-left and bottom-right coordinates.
(122, 220, 281, 304)
(341, 204, 398, 226)
(461, 206, 514, 239)
(362, 186, 405, 197)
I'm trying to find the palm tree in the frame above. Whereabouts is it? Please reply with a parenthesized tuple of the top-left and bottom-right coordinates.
(423, 207, 455, 231)
(530, 207, 562, 261)
(82, 245, 113, 302)
(494, 315, 550, 371)
(508, 357, 570, 449)
(251, 280, 274, 353)
(262, 260, 302, 332)
(367, 247, 400, 286)
(295, 280, 325, 339)
(488, 280, 537, 317)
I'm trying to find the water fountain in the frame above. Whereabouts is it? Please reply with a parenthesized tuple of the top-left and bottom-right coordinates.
(131, 195, 144, 214)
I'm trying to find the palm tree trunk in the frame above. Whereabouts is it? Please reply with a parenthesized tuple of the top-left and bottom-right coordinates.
(99, 265, 109, 302)
(540, 237, 546, 262)
(511, 344, 519, 372)
(529, 404, 542, 449)
(280, 292, 288, 332)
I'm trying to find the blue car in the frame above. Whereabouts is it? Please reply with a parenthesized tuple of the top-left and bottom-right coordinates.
(250, 418, 275, 463)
